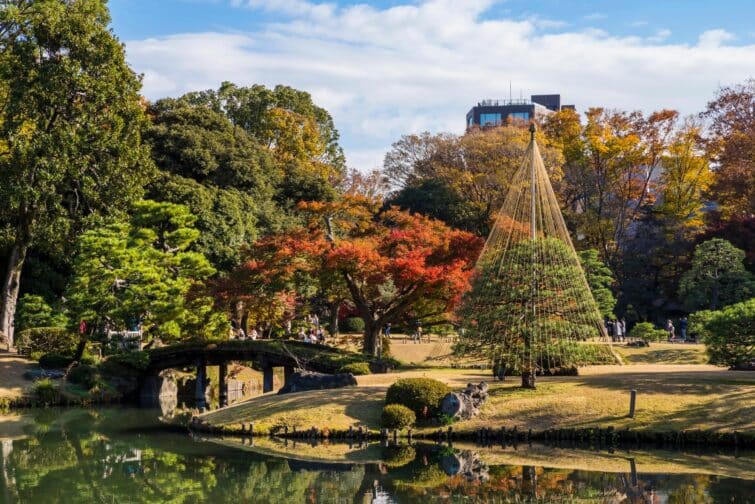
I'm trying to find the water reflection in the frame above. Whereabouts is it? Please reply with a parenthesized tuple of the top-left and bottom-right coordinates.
(0, 408, 752, 503)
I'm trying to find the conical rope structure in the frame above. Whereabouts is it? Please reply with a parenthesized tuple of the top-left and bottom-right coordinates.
(458, 124, 609, 388)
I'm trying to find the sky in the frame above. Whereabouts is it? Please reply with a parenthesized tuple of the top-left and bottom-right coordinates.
(109, 0, 755, 171)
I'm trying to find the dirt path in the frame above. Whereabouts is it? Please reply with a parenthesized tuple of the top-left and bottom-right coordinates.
(0, 353, 35, 398)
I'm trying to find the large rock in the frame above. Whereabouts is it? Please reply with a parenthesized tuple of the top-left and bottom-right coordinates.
(440, 382, 489, 420)
(277, 370, 357, 395)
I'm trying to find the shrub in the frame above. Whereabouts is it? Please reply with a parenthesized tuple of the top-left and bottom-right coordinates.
(688, 310, 715, 342)
(339, 317, 365, 333)
(67, 364, 98, 389)
(629, 322, 667, 342)
(15, 327, 77, 357)
(32, 378, 59, 406)
(381, 404, 416, 429)
(39, 353, 74, 369)
(385, 378, 450, 419)
(337, 362, 371, 375)
(703, 298, 755, 369)
(104, 351, 149, 371)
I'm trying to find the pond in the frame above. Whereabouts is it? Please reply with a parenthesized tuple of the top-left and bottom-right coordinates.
(0, 407, 752, 503)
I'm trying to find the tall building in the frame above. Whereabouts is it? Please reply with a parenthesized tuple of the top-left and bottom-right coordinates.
(466, 94, 574, 129)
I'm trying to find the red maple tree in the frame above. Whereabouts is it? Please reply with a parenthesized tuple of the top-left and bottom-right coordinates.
(220, 196, 483, 355)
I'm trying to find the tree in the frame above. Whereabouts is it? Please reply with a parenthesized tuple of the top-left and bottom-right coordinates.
(66, 200, 225, 355)
(702, 79, 755, 219)
(0, 0, 153, 348)
(577, 249, 617, 318)
(543, 108, 678, 264)
(383, 125, 563, 235)
(655, 124, 713, 229)
(144, 99, 281, 271)
(223, 197, 482, 355)
(387, 179, 485, 234)
(15, 294, 67, 332)
(679, 239, 755, 311)
(701, 298, 754, 369)
(459, 238, 604, 385)
(176, 82, 346, 207)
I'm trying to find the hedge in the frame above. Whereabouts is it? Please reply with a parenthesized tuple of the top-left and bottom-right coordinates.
(385, 378, 450, 420)
(381, 404, 416, 429)
(15, 327, 77, 357)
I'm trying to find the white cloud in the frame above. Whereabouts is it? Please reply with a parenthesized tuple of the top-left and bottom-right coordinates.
(123, 0, 755, 170)
(697, 29, 735, 47)
(647, 29, 672, 43)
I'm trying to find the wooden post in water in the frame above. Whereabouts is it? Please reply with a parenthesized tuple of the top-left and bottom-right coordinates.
(628, 389, 637, 418)
(218, 362, 228, 408)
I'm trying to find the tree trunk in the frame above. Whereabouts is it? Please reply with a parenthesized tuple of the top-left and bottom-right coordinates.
(0, 242, 28, 350)
(328, 299, 340, 337)
(72, 338, 88, 362)
(521, 369, 536, 389)
(363, 323, 381, 357)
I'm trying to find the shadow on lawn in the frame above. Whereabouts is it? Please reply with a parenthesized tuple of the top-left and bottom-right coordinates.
(574, 369, 755, 396)
(621, 349, 707, 365)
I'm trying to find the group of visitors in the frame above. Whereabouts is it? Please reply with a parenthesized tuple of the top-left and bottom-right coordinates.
(297, 326, 326, 344)
(605, 318, 627, 342)
(235, 327, 259, 340)
(665, 317, 688, 342)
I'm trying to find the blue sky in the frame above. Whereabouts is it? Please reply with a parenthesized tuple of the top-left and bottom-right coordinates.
(108, 0, 755, 170)
(110, 0, 755, 45)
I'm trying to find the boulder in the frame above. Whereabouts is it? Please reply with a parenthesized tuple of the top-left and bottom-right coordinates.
(440, 382, 489, 420)
(277, 370, 357, 395)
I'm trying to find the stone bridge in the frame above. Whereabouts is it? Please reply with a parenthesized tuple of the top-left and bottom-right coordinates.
(139, 340, 367, 409)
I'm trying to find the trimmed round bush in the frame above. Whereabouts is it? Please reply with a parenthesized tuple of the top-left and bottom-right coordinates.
(337, 362, 371, 375)
(629, 322, 667, 342)
(381, 404, 416, 429)
(385, 378, 450, 419)
(339, 317, 365, 333)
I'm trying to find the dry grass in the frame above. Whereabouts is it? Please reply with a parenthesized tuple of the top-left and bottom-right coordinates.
(201, 364, 755, 435)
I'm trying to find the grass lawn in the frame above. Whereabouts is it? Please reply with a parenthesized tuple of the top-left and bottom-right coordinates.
(615, 342, 709, 365)
(200, 364, 755, 435)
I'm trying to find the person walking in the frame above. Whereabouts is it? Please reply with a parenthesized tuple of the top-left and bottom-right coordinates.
(606, 319, 615, 341)
(679, 317, 688, 341)
(665, 319, 675, 342)
(615, 319, 623, 341)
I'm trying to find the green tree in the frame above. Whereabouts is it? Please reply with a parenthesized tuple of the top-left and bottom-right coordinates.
(15, 294, 67, 332)
(176, 82, 346, 207)
(459, 238, 605, 387)
(66, 200, 226, 355)
(0, 0, 153, 348)
(679, 239, 755, 311)
(578, 249, 617, 318)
